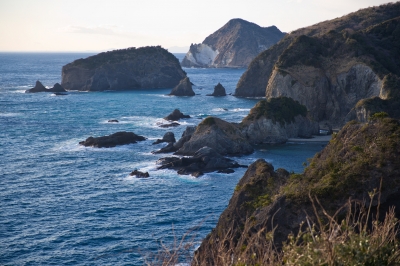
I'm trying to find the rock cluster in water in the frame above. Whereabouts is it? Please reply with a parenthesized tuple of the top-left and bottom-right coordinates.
(25, 81, 67, 93)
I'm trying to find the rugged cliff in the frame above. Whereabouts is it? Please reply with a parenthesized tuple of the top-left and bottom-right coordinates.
(61, 46, 186, 91)
(235, 3, 400, 127)
(181, 19, 285, 68)
(193, 117, 400, 265)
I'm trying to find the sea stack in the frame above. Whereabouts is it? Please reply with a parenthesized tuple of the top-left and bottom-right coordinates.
(207, 83, 226, 96)
(168, 77, 195, 96)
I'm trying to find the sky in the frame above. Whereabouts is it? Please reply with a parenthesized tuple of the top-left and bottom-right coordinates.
(0, 0, 393, 53)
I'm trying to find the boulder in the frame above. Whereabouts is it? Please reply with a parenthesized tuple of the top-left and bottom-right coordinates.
(129, 170, 150, 178)
(164, 109, 190, 121)
(79, 131, 146, 148)
(175, 117, 253, 156)
(207, 83, 226, 96)
(169, 77, 195, 96)
(153, 132, 176, 145)
(157, 147, 246, 177)
(61, 46, 186, 91)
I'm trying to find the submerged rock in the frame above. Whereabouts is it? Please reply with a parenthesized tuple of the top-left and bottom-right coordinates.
(207, 83, 226, 96)
(108, 119, 119, 123)
(164, 109, 190, 121)
(129, 170, 150, 178)
(79, 131, 145, 148)
(157, 147, 246, 177)
(168, 77, 195, 96)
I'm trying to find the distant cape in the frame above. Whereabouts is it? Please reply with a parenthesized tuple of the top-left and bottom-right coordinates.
(181, 18, 285, 68)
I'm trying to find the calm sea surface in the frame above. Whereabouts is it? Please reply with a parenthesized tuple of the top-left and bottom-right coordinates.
(0, 52, 325, 265)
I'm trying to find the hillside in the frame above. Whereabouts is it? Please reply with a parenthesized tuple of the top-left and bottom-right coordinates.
(181, 19, 285, 68)
(235, 2, 400, 127)
(193, 117, 400, 265)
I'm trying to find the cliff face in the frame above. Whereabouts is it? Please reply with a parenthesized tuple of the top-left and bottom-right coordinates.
(235, 3, 400, 127)
(61, 46, 186, 91)
(193, 118, 400, 265)
(181, 19, 285, 68)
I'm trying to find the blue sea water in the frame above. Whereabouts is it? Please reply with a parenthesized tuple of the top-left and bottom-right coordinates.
(0, 52, 326, 265)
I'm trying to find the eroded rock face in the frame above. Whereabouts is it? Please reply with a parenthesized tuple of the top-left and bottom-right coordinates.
(79, 131, 145, 148)
(175, 117, 253, 156)
(157, 147, 245, 177)
(265, 64, 383, 127)
(181, 19, 285, 68)
(169, 77, 195, 96)
(61, 46, 186, 91)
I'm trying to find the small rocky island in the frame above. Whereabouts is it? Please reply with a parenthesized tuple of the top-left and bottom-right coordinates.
(25, 81, 67, 93)
(79, 131, 146, 148)
(61, 46, 186, 91)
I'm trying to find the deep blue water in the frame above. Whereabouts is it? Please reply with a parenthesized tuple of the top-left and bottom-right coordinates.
(0, 52, 325, 265)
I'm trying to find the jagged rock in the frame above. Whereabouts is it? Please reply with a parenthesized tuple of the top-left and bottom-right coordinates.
(168, 77, 195, 96)
(108, 119, 119, 123)
(240, 97, 319, 144)
(206, 83, 226, 96)
(79, 131, 145, 148)
(175, 117, 253, 156)
(173, 126, 196, 150)
(61, 46, 186, 91)
(25, 81, 68, 93)
(193, 118, 400, 265)
(164, 109, 190, 121)
(153, 132, 176, 145)
(153, 142, 177, 154)
(181, 19, 285, 68)
(157, 147, 246, 177)
(129, 170, 149, 178)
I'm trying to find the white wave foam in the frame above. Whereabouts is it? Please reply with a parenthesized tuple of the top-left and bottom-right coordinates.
(211, 108, 229, 112)
(0, 112, 22, 117)
(232, 108, 250, 112)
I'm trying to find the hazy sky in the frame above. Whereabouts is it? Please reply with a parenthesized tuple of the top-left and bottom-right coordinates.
(0, 0, 393, 52)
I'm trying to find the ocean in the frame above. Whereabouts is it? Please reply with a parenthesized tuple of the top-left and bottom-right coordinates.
(0, 52, 325, 265)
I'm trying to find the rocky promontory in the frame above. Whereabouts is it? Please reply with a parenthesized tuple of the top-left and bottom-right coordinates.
(181, 19, 285, 68)
(79, 131, 145, 148)
(234, 3, 400, 127)
(193, 117, 400, 265)
(61, 46, 186, 91)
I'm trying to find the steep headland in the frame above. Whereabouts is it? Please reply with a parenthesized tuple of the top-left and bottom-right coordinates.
(181, 19, 285, 68)
(61, 46, 186, 91)
(235, 2, 400, 127)
(193, 117, 400, 265)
